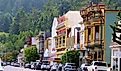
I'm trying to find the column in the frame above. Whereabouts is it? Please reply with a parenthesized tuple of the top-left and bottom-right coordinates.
(118, 48, 120, 71)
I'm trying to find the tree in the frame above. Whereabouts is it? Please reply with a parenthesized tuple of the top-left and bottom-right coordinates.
(110, 12, 121, 44)
(1, 51, 18, 62)
(24, 46, 39, 63)
(61, 50, 80, 67)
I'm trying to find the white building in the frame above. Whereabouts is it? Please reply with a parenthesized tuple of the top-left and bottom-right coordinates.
(49, 17, 58, 62)
(110, 42, 121, 71)
(64, 11, 83, 50)
(110, 20, 121, 71)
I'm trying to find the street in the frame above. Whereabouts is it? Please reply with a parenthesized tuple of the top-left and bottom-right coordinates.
(3, 66, 45, 71)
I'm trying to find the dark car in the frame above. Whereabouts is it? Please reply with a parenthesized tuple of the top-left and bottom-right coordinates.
(35, 62, 42, 70)
(13, 63, 20, 67)
(1, 62, 7, 66)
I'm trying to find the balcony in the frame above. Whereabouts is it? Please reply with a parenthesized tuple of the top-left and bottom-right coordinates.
(56, 50, 66, 55)
(56, 46, 66, 50)
(89, 17, 104, 24)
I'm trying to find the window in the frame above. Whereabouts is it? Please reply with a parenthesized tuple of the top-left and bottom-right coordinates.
(98, 51, 102, 59)
(59, 37, 61, 47)
(94, 62, 107, 67)
(80, 34, 83, 43)
(55, 38, 58, 48)
(63, 36, 65, 46)
(95, 25, 99, 40)
(77, 32, 80, 44)
(94, 51, 97, 61)
(88, 28, 91, 41)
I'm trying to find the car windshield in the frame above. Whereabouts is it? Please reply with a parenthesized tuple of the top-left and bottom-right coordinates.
(66, 66, 71, 68)
(67, 63, 75, 66)
(94, 62, 107, 66)
(43, 63, 49, 65)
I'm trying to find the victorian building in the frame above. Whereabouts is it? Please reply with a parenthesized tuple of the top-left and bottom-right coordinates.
(80, 3, 121, 65)
(80, 4, 105, 63)
(55, 11, 83, 59)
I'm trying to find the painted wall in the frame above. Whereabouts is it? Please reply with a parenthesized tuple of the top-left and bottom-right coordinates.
(51, 17, 58, 58)
(105, 11, 119, 64)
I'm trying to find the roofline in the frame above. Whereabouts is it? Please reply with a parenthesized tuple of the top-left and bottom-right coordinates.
(110, 45, 121, 48)
(105, 10, 121, 12)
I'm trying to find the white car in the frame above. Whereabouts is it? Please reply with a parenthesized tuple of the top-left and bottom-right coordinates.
(0, 62, 3, 71)
(41, 63, 50, 70)
(79, 63, 90, 71)
(87, 61, 108, 71)
(63, 63, 77, 71)
(50, 64, 58, 71)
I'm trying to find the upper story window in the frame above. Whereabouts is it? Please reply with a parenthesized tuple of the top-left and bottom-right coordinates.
(88, 28, 91, 41)
(95, 25, 99, 40)
(63, 36, 65, 46)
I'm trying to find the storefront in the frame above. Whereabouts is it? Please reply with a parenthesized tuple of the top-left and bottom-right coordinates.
(110, 42, 121, 71)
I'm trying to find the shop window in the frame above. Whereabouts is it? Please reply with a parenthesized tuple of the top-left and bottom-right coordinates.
(94, 51, 97, 61)
(98, 51, 102, 59)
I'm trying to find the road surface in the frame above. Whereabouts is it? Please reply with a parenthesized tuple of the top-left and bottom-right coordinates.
(3, 65, 43, 71)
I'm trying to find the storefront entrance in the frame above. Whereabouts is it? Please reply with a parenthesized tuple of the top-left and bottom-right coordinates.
(110, 46, 121, 71)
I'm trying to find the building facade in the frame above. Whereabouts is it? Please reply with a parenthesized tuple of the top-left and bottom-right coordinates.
(80, 3, 121, 64)
(43, 37, 51, 61)
(55, 11, 83, 59)
(80, 4, 105, 63)
(49, 18, 58, 63)
(36, 32, 45, 61)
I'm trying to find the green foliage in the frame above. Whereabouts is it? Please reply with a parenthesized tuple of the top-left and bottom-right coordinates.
(1, 50, 18, 62)
(110, 12, 121, 44)
(61, 50, 80, 67)
(0, 0, 121, 62)
(24, 46, 40, 63)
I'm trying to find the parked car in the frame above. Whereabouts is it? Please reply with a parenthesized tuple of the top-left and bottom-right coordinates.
(41, 63, 50, 70)
(1, 62, 7, 66)
(35, 62, 42, 70)
(11, 62, 14, 66)
(58, 63, 63, 71)
(24, 63, 31, 68)
(50, 63, 58, 71)
(6, 62, 11, 65)
(63, 63, 77, 71)
(79, 63, 90, 71)
(0, 62, 4, 71)
(13, 63, 20, 67)
(87, 61, 108, 71)
(30, 62, 37, 69)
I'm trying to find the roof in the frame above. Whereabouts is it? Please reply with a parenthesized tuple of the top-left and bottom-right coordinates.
(45, 32, 51, 40)
(110, 42, 121, 48)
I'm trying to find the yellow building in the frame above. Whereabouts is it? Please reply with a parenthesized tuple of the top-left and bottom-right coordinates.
(55, 11, 83, 59)
(80, 4, 105, 62)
